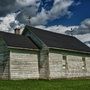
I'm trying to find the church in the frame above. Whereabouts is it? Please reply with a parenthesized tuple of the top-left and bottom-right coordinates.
(0, 25, 90, 79)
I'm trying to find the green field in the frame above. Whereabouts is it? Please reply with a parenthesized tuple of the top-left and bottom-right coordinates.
(0, 79, 90, 90)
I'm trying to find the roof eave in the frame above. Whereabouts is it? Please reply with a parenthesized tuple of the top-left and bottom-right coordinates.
(7, 46, 39, 51)
(49, 47, 90, 54)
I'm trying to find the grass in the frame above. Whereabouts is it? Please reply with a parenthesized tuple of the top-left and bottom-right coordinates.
(0, 79, 90, 90)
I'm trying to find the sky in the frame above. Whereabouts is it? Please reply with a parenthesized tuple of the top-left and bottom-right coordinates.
(0, 0, 90, 46)
(47, 0, 90, 26)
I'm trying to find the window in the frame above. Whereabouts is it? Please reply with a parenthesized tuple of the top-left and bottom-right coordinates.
(63, 55, 67, 60)
(82, 57, 86, 71)
(62, 55, 68, 69)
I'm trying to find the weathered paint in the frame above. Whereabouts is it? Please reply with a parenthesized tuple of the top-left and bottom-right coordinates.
(10, 49, 39, 79)
(67, 55, 86, 78)
(49, 50, 90, 79)
(23, 27, 50, 79)
(0, 37, 9, 79)
(49, 48, 90, 57)
(86, 57, 90, 77)
(49, 53, 62, 78)
(38, 49, 50, 79)
(0, 35, 90, 79)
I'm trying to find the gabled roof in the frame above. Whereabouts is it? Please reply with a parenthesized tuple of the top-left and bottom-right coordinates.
(0, 31, 37, 49)
(24, 25, 90, 53)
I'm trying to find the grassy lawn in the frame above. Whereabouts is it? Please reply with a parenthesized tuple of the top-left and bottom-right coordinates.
(0, 79, 90, 90)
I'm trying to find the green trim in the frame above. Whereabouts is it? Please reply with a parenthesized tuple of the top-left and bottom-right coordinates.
(49, 48, 90, 57)
(9, 47, 39, 54)
(23, 26, 48, 49)
(8, 46, 39, 51)
(49, 47, 90, 54)
(0, 36, 10, 79)
(22, 26, 50, 79)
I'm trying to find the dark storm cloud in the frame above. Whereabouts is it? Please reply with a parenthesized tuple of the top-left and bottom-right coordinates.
(0, 0, 16, 16)
(0, 0, 74, 26)
(16, 6, 39, 25)
(0, 0, 41, 26)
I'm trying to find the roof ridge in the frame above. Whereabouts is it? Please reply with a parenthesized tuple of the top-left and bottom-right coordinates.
(26, 25, 74, 38)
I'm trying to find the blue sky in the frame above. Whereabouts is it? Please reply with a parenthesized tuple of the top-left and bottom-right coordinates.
(0, 0, 90, 46)
(0, 0, 90, 26)
(46, 0, 90, 26)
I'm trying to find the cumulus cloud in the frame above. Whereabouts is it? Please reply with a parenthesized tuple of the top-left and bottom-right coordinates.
(16, 0, 37, 6)
(65, 18, 90, 47)
(30, 8, 48, 25)
(30, 0, 73, 25)
(81, 18, 90, 29)
(74, 34, 90, 47)
(75, 19, 90, 46)
(0, 0, 74, 28)
(0, 0, 90, 47)
(49, 0, 73, 18)
(0, 12, 24, 33)
(0, 0, 41, 30)
(65, 18, 90, 35)
(0, 13, 16, 32)
(36, 25, 77, 34)
(16, 6, 39, 24)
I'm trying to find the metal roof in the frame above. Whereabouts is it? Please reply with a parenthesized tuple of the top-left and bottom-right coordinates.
(0, 31, 37, 49)
(24, 25, 90, 53)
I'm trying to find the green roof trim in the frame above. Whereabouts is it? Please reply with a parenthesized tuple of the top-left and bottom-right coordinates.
(49, 47, 90, 57)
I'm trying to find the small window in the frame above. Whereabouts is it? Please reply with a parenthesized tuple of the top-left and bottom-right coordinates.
(62, 55, 68, 69)
(82, 57, 85, 61)
(63, 55, 67, 60)
(82, 57, 86, 71)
